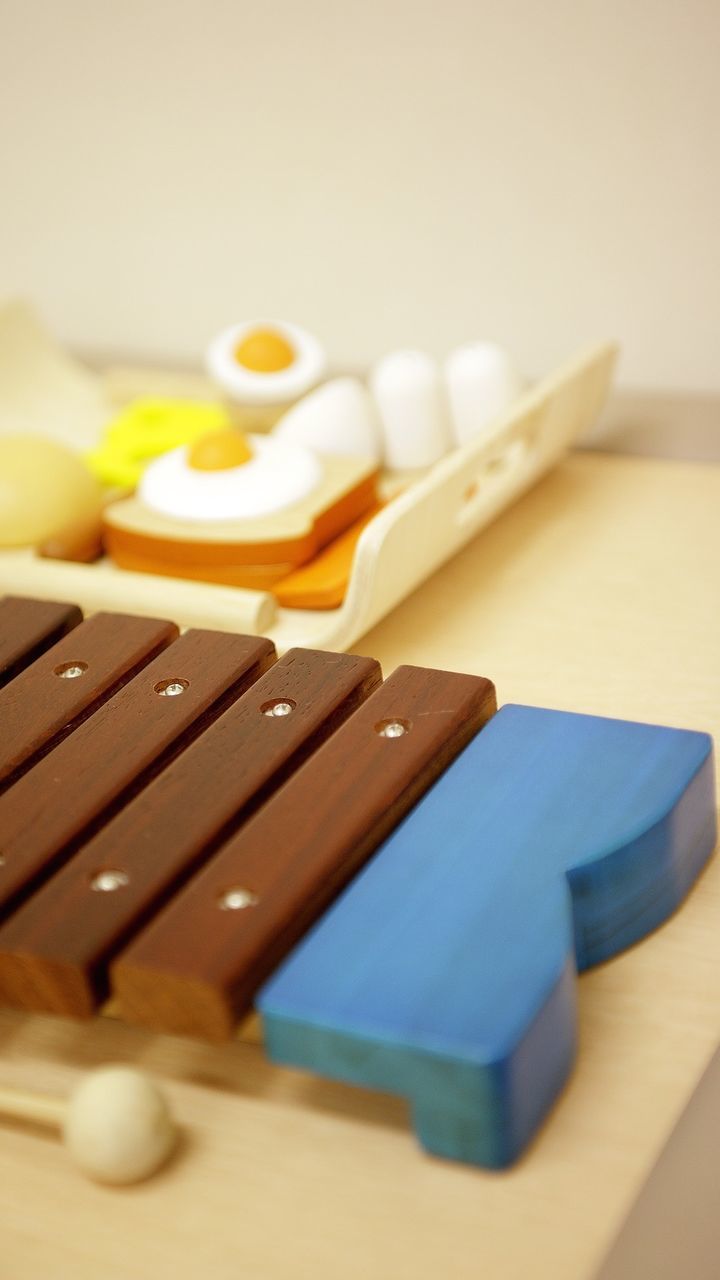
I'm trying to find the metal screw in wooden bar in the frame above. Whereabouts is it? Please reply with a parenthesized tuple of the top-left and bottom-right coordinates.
(55, 662, 88, 680)
(90, 870, 130, 892)
(218, 887, 259, 911)
(262, 700, 295, 717)
(155, 679, 189, 697)
(376, 719, 411, 738)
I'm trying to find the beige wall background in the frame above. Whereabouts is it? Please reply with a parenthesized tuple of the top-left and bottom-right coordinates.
(0, 0, 717, 393)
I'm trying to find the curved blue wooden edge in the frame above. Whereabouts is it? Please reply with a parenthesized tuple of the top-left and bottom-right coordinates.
(258, 704, 716, 1168)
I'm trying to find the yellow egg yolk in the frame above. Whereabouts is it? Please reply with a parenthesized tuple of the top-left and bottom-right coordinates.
(234, 328, 295, 373)
(188, 430, 253, 471)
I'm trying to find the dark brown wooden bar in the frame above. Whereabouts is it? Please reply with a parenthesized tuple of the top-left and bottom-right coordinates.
(112, 665, 497, 1040)
(0, 596, 83, 689)
(0, 610, 179, 788)
(0, 647, 381, 1015)
(0, 629, 275, 920)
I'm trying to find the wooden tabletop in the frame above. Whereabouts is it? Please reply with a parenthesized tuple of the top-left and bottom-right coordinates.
(1, 450, 718, 1280)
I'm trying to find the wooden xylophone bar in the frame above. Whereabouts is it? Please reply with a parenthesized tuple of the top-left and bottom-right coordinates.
(0, 594, 715, 1169)
(0, 596, 83, 690)
(0, 595, 495, 1026)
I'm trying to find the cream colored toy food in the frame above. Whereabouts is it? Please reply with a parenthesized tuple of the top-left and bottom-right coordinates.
(0, 436, 103, 548)
(206, 321, 327, 432)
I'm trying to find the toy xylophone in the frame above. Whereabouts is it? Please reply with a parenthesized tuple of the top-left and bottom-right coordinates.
(0, 594, 715, 1169)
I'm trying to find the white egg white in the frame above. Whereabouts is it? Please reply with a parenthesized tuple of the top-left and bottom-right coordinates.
(205, 320, 327, 405)
(139, 435, 323, 521)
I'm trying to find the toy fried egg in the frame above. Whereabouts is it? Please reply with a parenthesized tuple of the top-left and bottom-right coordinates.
(205, 321, 327, 429)
(139, 429, 322, 521)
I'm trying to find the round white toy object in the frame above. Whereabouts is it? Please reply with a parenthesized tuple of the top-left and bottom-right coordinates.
(369, 350, 452, 470)
(205, 320, 327, 407)
(139, 433, 322, 521)
(274, 377, 383, 461)
(63, 1066, 177, 1185)
(444, 341, 520, 445)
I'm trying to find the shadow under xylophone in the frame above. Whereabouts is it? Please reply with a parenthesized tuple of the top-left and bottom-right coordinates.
(0, 594, 715, 1169)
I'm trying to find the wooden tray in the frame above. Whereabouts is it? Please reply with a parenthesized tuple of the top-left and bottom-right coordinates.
(0, 343, 616, 650)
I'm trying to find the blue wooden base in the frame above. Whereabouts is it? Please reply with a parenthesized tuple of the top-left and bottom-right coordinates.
(259, 705, 716, 1168)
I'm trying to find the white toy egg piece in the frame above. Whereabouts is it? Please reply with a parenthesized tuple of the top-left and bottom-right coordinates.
(369, 350, 452, 470)
(274, 377, 382, 461)
(444, 342, 520, 445)
(205, 320, 327, 406)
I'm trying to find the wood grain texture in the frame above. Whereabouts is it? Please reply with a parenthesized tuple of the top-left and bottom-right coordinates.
(0, 648, 380, 1016)
(111, 665, 496, 1039)
(0, 596, 83, 688)
(0, 629, 275, 921)
(260, 704, 715, 1167)
(0, 611, 178, 789)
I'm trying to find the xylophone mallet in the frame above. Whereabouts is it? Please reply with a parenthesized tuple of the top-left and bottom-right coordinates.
(0, 1066, 177, 1184)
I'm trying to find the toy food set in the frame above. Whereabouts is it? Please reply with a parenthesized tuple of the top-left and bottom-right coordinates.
(0, 302, 617, 652)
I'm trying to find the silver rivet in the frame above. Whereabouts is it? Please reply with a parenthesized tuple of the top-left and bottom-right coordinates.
(55, 661, 88, 679)
(218, 887, 259, 911)
(155, 679, 189, 697)
(263, 701, 294, 717)
(376, 719, 410, 738)
(90, 870, 129, 892)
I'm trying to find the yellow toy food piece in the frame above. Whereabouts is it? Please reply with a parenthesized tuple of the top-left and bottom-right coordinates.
(86, 399, 231, 489)
(233, 328, 295, 373)
(0, 436, 104, 548)
(188, 430, 253, 471)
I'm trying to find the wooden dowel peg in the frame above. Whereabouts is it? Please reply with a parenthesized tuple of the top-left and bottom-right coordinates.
(0, 1067, 177, 1184)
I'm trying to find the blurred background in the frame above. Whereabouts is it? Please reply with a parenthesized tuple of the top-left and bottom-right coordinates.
(0, 0, 718, 449)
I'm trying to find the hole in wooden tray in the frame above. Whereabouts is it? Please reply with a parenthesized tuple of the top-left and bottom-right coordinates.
(484, 437, 528, 475)
(455, 436, 530, 527)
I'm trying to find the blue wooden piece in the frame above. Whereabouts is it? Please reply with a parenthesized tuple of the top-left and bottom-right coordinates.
(258, 704, 716, 1168)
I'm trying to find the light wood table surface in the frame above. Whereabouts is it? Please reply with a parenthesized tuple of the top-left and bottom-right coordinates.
(1, 450, 718, 1280)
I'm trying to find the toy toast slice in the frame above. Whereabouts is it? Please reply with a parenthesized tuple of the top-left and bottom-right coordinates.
(103, 450, 378, 590)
